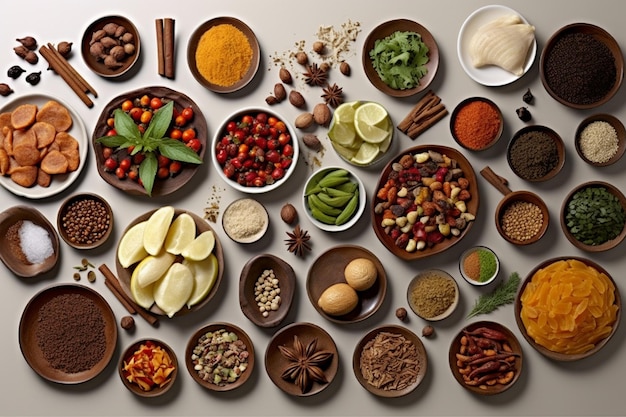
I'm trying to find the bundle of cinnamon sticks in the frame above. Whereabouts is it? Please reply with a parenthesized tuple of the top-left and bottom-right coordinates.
(156, 18, 175, 78)
(397, 90, 448, 139)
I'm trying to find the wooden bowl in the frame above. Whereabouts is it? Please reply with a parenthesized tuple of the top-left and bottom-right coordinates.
(450, 97, 504, 151)
(187, 17, 260, 93)
(185, 322, 255, 391)
(57, 193, 113, 250)
(506, 125, 565, 182)
(448, 321, 523, 395)
(540, 23, 623, 109)
(0, 205, 59, 278)
(264, 322, 339, 397)
(115, 208, 224, 317)
(362, 19, 439, 97)
(81, 15, 141, 78)
(372, 145, 479, 260)
(92, 86, 207, 197)
(560, 181, 626, 252)
(306, 245, 387, 324)
(407, 269, 459, 321)
(575, 114, 626, 166)
(353, 325, 427, 397)
(515, 257, 621, 361)
(239, 254, 295, 328)
(222, 198, 269, 243)
(119, 339, 178, 397)
(496, 191, 550, 245)
(19, 284, 118, 384)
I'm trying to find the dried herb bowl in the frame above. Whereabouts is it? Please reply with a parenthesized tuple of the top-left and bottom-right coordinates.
(506, 125, 565, 182)
(407, 269, 459, 321)
(57, 193, 113, 250)
(459, 246, 500, 286)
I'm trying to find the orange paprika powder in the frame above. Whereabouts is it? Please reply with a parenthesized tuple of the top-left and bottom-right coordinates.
(453, 100, 501, 150)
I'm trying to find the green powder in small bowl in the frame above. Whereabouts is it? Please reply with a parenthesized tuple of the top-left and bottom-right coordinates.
(459, 246, 499, 286)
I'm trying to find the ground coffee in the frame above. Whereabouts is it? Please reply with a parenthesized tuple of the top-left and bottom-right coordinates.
(508, 131, 559, 180)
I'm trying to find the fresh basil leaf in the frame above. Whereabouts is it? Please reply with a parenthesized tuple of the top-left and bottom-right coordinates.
(139, 152, 158, 196)
(158, 139, 202, 164)
(144, 101, 173, 141)
(96, 135, 134, 148)
(113, 109, 142, 141)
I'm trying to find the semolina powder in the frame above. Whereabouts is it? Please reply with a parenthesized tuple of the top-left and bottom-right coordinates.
(195, 24, 253, 87)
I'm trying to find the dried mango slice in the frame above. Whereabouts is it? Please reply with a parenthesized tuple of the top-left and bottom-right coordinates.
(36, 168, 51, 187)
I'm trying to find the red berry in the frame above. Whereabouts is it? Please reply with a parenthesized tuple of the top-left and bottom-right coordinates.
(115, 167, 126, 179)
(104, 157, 118, 171)
(169, 161, 182, 176)
(119, 158, 131, 172)
(187, 138, 202, 152)
(157, 155, 170, 168)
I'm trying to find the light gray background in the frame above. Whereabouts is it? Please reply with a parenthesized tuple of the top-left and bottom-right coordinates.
(2, 0, 625, 416)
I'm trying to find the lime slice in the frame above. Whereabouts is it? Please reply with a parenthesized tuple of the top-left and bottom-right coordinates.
(143, 206, 175, 256)
(332, 141, 359, 161)
(351, 142, 380, 165)
(355, 102, 388, 127)
(333, 101, 360, 124)
(164, 213, 196, 255)
(328, 121, 356, 147)
(153, 263, 194, 318)
(118, 221, 148, 268)
(132, 251, 176, 288)
(355, 120, 391, 144)
(181, 230, 215, 261)
(130, 269, 155, 309)
(183, 253, 219, 308)
(378, 132, 393, 153)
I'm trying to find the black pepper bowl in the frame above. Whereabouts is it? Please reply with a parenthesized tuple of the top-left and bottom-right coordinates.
(560, 181, 626, 252)
(540, 23, 624, 109)
(57, 193, 113, 250)
(506, 125, 565, 182)
(575, 114, 626, 167)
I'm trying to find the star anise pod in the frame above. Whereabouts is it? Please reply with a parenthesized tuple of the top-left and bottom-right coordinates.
(285, 225, 311, 257)
(279, 335, 333, 394)
(321, 83, 343, 107)
(303, 63, 328, 86)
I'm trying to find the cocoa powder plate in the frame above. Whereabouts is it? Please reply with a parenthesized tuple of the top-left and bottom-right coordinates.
(19, 284, 118, 384)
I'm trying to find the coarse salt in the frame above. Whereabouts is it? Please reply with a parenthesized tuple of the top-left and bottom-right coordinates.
(579, 120, 619, 163)
(19, 220, 53, 264)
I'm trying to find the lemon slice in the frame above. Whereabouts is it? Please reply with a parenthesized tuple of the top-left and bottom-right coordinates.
(153, 263, 194, 318)
(332, 141, 359, 161)
(118, 221, 148, 268)
(378, 132, 393, 153)
(333, 101, 360, 124)
(355, 120, 391, 144)
(183, 253, 219, 308)
(355, 102, 389, 127)
(328, 120, 356, 147)
(164, 213, 196, 255)
(181, 230, 215, 261)
(144, 206, 175, 256)
(130, 270, 155, 309)
(132, 251, 176, 288)
(351, 142, 380, 165)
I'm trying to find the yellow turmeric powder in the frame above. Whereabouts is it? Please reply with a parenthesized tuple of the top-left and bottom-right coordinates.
(195, 24, 253, 87)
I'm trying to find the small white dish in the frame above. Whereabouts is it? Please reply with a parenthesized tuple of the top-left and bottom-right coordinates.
(222, 198, 269, 243)
(457, 5, 537, 86)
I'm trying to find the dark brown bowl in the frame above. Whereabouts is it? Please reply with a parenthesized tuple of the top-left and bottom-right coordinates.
(115, 208, 224, 317)
(19, 284, 118, 384)
(575, 114, 626, 166)
(57, 193, 113, 250)
(362, 19, 439, 97)
(353, 325, 427, 397)
(448, 321, 523, 395)
(306, 245, 387, 324)
(92, 86, 207, 197)
(407, 269, 459, 321)
(0, 205, 59, 278)
(119, 339, 178, 397)
(496, 191, 550, 245)
(507, 125, 565, 182)
(185, 322, 255, 391)
(239, 254, 295, 327)
(265, 322, 339, 397)
(560, 181, 626, 252)
(450, 97, 504, 151)
(81, 15, 141, 78)
(372, 145, 479, 260)
(187, 17, 260, 93)
(540, 23, 623, 109)
(515, 257, 621, 361)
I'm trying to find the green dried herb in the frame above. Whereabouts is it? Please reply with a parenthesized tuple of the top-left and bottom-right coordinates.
(565, 186, 625, 245)
(467, 272, 520, 319)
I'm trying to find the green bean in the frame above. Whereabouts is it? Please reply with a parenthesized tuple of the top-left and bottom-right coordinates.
(335, 192, 359, 225)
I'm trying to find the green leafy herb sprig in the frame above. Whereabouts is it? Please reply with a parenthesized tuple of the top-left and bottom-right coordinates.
(467, 272, 521, 319)
(96, 101, 203, 196)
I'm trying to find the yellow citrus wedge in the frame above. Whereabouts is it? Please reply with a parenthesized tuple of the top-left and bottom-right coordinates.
(354, 102, 389, 127)
(132, 250, 176, 288)
(183, 253, 219, 308)
(164, 213, 196, 255)
(130, 269, 155, 309)
(332, 141, 359, 161)
(328, 120, 357, 147)
(351, 142, 380, 165)
(355, 120, 391, 144)
(117, 221, 148, 268)
(152, 262, 194, 318)
(181, 230, 215, 261)
(143, 206, 175, 256)
(333, 101, 360, 124)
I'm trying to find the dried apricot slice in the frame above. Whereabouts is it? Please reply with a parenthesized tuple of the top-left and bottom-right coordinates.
(40, 150, 68, 174)
(36, 168, 51, 187)
(35, 100, 72, 132)
(9, 165, 37, 187)
(32, 121, 56, 148)
(11, 104, 38, 130)
(13, 144, 41, 166)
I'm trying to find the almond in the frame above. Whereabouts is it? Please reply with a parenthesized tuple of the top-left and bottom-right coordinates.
(313, 103, 331, 127)
(274, 83, 287, 101)
(340, 61, 351, 76)
(294, 112, 314, 129)
(289, 90, 306, 108)
(279, 67, 292, 84)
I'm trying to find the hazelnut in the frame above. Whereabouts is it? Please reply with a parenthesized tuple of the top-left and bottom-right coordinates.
(294, 112, 314, 129)
(120, 316, 135, 331)
(280, 203, 298, 224)
(395, 307, 408, 321)
(295, 51, 308, 65)
(302, 134, 322, 151)
(289, 90, 306, 108)
(279, 67, 292, 84)
(313, 41, 325, 54)
(422, 325, 435, 338)
(273, 83, 287, 102)
(313, 103, 331, 127)
(340, 61, 351, 76)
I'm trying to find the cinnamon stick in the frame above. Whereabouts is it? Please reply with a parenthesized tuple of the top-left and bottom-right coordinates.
(39, 45, 93, 108)
(406, 107, 448, 138)
(480, 166, 513, 196)
(398, 90, 436, 131)
(47, 43, 98, 97)
(155, 19, 165, 76)
(98, 264, 159, 327)
(163, 18, 175, 79)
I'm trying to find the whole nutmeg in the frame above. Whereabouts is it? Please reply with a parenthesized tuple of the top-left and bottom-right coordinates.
(395, 307, 408, 321)
(340, 61, 351, 76)
(294, 112, 314, 129)
(280, 203, 298, 224)
(265, 95, 278, 105)
(295, 51, 308, 65)
(273, 83, 287, 102)
(422, 325, 435, 338)
(313, 103, 331, 127)
(302, 134, 322, 151)
(279, 67, 292, 84)
(289, 90, 306, 108)
(312, 41, 325, 54)
(319, 62, 330, 73)
(120, 315, 135, 331)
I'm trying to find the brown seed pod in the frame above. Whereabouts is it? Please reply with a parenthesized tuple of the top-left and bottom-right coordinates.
(57, 41, 73, 58)
(24, 51, 38, 65)
(13, 45, 29, 59)
(295, 51, 308, 65)
(265, 95, 278, 105)
(340, 61, 351, 76)
(280, 203, 298, 224)
(312, 41, 325, 54)
(273, 83, 287, 102)
(0, 83, 14, 97)
(313, 103, 331, 127)
(289, 90, 306, 108)
(279, 67, 292, 84)
(294, 113, 314, 129)
(16, 36, 37, 50)
(302, 133, 322, 151)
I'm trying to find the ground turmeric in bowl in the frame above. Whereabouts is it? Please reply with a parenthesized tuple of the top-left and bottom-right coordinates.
(451, 98, 502, 151)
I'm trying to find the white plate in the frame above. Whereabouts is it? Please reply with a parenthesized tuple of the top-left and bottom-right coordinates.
(0, 94, 88, 199)
(457, 4, 537, 86)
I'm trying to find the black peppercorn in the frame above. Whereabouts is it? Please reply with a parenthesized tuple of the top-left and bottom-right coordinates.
(516, 107, 531, 122)
(25, 71, 41, 85)
(7, 65, 25, 79)
(522, 88, 534, 104)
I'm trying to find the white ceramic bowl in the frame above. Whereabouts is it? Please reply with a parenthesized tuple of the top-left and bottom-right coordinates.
(458, 246, 500, 286)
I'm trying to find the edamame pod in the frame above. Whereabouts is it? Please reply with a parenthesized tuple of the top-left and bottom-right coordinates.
(318, 192, 353, 208)
(308, 194, 342, 216)
(335, 192, 359, 225)
(323, 186, 354, 198)
(318, 175, 350, 188)
(310, 207, 337, 225)
(335, 181, 358, 193)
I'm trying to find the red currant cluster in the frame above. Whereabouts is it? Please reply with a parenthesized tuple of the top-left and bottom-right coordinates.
(215, 111, 294, 187)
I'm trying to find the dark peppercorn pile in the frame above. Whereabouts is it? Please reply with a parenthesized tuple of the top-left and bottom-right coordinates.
(508, 131, 559, 180)
(61, 198, 111, 245)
